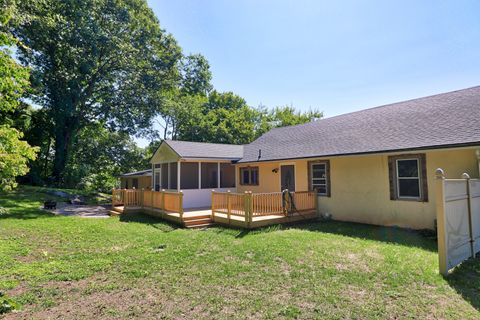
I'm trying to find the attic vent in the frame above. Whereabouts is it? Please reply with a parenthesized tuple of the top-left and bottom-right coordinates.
(257, 149, 262, 161)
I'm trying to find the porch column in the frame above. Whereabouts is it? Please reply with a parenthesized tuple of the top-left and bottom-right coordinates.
(151, 164, 155, 189)
(217, 162, 221, 189)
(198, 162, 201, 189)
(177, 160, 181, 192)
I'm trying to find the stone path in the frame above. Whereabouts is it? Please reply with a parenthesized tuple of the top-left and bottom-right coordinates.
(48, 202, 111, 218)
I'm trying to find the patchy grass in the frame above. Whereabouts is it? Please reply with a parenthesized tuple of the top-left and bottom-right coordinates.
(0, 186, 479, 319)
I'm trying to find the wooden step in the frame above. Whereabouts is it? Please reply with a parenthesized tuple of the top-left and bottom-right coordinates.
(184, 217, 212, 226)
(186, 222, 216, 229)
(183, 214, 211, 221)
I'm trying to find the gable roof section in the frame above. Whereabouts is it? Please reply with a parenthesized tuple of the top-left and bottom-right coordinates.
(153, 140, 244, 161)
(239, 86, 480, 163)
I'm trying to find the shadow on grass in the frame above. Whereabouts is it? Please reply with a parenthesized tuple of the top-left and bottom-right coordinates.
(234, 219, 438, 252)
(447, 255, 480, 311)
(119, 212, 179, 232)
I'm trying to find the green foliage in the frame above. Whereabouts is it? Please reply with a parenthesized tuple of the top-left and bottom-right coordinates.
(11, 0, 182, 182)
(0, 125, 38, 191)
(64, 123, 149, 192)
(180, 53, 213, 96)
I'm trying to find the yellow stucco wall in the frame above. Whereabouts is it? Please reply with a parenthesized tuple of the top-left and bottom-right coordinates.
(120, 176, 152, 189)
(236, 147, 479, 229)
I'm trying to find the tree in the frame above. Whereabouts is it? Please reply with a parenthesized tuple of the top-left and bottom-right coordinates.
(0, 0, 38, 190)
(64, 123, 149, 192)
(255, 105, 323, 137)
(10, 0, 182, 184)
(180, 54, 213, 96)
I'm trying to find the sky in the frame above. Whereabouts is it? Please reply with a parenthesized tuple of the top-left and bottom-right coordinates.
(139, 0, 480, 146)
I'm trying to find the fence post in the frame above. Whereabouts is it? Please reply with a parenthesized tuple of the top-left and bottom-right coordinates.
(462, 173, 475, 258)
(435, 168, 448, 276)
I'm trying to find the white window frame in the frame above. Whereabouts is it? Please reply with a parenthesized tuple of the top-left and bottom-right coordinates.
(395, 158, 422, 200)
(310, 162, 328, 196)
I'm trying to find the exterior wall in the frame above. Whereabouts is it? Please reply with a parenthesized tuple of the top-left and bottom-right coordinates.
(120, 176, 152, 190)
(236, 147, 480, 230)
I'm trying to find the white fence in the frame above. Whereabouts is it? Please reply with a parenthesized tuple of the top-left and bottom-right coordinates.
(435, 168, 480, 275)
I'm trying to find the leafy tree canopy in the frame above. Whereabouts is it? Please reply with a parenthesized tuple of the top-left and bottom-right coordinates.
(10, 0, 182, 183)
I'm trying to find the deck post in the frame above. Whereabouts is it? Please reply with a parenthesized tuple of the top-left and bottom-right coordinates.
(211, 190, 215, 220)
(314, 191, 319, 216)
(227, 190, 231, 223)
(179, 191, 184, 221)
(111, 188, 115, 208)
(150, 188, 154, 213)
(249, 191, 254, 227)
(244, 191, 250, 227)
(161, 189, 166, 217)
(122, 189, 126, 207)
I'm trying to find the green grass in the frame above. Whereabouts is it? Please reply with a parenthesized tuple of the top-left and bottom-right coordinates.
(0, 186, 479, 319)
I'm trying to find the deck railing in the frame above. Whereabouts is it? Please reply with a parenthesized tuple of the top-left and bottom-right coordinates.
(112, 188, 184, 218)
(212, 190, 317, 225)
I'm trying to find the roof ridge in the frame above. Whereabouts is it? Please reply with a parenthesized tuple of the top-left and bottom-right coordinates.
(165, 139, 244, 147)
(321, 85, 480, 122)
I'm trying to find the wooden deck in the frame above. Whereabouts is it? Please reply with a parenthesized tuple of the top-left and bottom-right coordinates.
(111, 189, 318, 229)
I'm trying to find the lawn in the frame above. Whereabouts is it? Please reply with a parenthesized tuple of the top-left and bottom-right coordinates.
(0, 186, 479, 319)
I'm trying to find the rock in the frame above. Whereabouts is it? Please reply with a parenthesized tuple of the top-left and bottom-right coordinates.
(69, 195, 86, 205)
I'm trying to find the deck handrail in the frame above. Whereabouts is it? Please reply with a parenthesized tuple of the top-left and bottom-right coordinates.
(211, 190, 317, 223)
(112, 189, 183, 218)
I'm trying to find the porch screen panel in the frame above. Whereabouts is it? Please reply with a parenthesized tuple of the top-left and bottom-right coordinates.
(220, 163, 235, 188)
(161, 164, 168, 189)
(201, 162, 218, 188)
(181, 162, 199, 189)
(169, 162, 177, 189)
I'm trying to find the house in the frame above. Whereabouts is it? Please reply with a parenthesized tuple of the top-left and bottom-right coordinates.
(119, 86, 480, 229)
(120, 169, 152, 189)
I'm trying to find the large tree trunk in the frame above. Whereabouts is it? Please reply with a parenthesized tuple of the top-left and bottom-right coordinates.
(52, 116, 78, 185)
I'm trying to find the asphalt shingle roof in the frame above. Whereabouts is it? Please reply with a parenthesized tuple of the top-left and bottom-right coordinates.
(165, 140, 244, 160)
(121, 169, 152, 177)
(239, 86, 480, 163)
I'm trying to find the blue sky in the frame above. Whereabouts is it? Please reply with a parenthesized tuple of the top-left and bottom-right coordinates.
(140, 0, 480, 145)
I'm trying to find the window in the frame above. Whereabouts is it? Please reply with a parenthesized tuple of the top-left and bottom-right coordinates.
(396, 159, 420, 198)
(201, 163, 218, 188)
(181, 162, 199, 189)
(220, 163, 235, 188)
(309, 161, 330, 196)
(240, 167, 259, 185)
(388, 154, 428, 201)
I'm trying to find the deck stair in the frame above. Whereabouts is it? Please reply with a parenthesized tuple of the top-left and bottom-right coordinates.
(183, 214, 215, 228)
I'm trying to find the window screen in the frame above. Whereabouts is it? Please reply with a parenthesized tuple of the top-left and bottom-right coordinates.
(161, 164, 168, 189)
(181, 162, 199, 189)
(169, 162, 177, 190)
(201, 163, 218, 188)
(220, 163, 235, 188)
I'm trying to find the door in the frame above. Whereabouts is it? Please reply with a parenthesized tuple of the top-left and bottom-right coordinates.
(280, 165, 295, 191)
